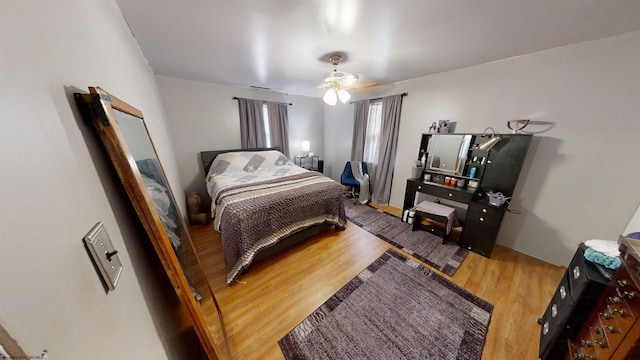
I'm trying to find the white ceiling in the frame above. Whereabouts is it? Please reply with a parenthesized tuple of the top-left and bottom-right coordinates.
(115, 0, 640, 98)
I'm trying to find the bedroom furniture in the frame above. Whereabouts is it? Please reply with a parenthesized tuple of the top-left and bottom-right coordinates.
(294, 155, 322, 172)
(340, 161, 369, 199)
(538, 244, 611, 359)
(75, 87, 229, 360)
(565, 236, 640, 359)
(403, 133, 532, 257)
(411, 200, 458, 243)
(201, 149, 346, 284)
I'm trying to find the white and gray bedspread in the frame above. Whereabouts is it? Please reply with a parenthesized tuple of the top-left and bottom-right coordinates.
(206, 150, 347, 284)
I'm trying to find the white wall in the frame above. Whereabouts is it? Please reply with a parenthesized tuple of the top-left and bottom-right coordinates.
(0, 1, 194, 358)
(155, 76, 325, 202)
(325, 31, 640, 266)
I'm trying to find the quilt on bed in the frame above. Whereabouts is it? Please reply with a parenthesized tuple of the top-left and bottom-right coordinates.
(206, 151, 347, 284)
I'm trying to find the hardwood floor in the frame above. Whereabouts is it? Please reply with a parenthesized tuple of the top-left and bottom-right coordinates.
(191, 203, 565, 360)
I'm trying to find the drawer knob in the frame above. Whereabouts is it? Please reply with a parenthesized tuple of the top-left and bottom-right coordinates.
(448, 193, 453, 197)
(590, 326, 609, 349)
(418, 185, 422, 190)
(608, 305, 628, 318)
(551, 304, 558, 318)
(542, 321, 549, 335)
(608, 296, 622, 304)
(618, 279, 628, 287)
(600, 311, 612, 320)
(581, 339, 593, 347)
(595, 339, 608, 349)
(606, 325, 618, 333)
(622, 291, 637, 299)
(573, 266, 580, 280)
(482, 208, 487, 213)
(559, 285, 566, 300)
(479, 217, 485, 222)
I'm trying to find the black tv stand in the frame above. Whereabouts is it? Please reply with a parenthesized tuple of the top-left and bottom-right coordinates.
(403, 133, 532, 257)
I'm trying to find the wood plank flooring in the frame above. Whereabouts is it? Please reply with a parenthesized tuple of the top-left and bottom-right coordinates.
(191, 203, 565, 360)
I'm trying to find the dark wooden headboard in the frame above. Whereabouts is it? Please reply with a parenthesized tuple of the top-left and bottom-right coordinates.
(200, 147, 280, 174)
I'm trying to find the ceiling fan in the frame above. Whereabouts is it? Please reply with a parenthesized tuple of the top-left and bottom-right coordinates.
(319, 54, 359, 105)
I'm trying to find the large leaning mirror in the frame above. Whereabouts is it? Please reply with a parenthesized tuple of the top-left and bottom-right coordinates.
(75, 87, 229, 359)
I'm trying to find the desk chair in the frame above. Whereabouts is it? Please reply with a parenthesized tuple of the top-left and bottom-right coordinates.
(340, 161, 369, 201)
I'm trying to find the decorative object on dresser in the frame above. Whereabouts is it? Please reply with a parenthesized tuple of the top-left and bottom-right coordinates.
(279, 249, 493, 359)
(343, 198, 468, 276)
(538, 244, 613, 359)
(404, 132, 532, 257)
(566, 236, 640, 359)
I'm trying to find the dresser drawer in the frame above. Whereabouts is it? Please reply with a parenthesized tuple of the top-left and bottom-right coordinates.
(568, 336, 599, 360)
(466, 203, 504, 225)
(602, 267, 637, 336)
(588, 315, 614, 359)
(597, 308, 625, 353)
(610, 264, 640, 317)
(414, 183, 473, 204)
(459, 220, 500, 257)
(569, 295, 633, 359)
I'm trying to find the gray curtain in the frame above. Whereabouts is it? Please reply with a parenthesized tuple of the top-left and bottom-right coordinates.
(238, 98, 267, 148)
(266, 101, 290, 157)
(350, 100, 370, 161)
(372, 94, 404, 205)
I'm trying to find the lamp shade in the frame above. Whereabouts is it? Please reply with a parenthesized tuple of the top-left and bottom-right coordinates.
(478, 136, 501, 151)
(337, 89, 351, 104)
(323, 89, 337, 105)
(301, 140, 310, 152)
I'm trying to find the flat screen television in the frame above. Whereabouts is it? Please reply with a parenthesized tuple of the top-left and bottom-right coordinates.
(426, 134, 472, 176)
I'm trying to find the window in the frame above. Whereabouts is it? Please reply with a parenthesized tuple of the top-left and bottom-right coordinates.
(262, 103, 271, 147)
(363, 100, 382, 165)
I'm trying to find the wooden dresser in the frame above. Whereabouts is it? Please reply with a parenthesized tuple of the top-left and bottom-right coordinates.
(567, 236, 640, 359)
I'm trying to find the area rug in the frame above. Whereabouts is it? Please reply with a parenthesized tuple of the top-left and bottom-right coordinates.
(343, 199, 468, 276)
(279, 249, 493, 360)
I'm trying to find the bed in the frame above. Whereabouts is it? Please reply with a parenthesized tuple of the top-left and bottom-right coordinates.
(202, 149, 347, 284)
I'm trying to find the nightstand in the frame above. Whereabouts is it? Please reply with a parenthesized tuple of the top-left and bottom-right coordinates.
(294, 155, 321, 172)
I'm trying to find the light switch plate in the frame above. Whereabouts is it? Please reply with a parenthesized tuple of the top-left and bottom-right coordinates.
(83, 222, 122, 291)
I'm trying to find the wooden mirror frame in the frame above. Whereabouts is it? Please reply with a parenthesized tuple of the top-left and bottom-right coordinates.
(74, 87, 228, 359)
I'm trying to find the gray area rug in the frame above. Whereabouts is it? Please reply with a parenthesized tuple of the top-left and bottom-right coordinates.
(279, 249, 493, 360)
(343, 199, 468, 276)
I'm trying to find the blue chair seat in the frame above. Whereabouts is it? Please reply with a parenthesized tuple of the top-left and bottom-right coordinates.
(340, 162, 369, 198)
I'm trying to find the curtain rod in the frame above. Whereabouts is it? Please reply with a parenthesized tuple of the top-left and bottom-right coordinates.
(233, 96, 292, 106)
(349, 92, 408, 104)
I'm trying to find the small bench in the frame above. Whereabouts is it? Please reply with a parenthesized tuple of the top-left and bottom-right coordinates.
(411, 201, 459, 243)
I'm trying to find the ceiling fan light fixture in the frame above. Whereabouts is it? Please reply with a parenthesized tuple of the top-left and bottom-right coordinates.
(337, 89, 351, 103)
(320, 54, 358, 106)
(323, 88, 338, 105)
